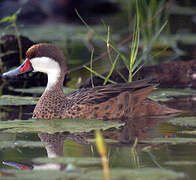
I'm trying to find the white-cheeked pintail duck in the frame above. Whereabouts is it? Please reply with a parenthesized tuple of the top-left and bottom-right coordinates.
(2, 43, 180, 120)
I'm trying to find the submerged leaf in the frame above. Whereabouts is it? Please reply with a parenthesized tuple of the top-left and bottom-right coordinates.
(33, 157, 101, 166)
(11, 87, 76, 95)
(168, 117, 196, 127)
(141, 137, 196, 144)
(181, 130, 196, 135)
(0, 95, 38, 106)
(0, 118, 124, 134)
(0, 140, 46, 149)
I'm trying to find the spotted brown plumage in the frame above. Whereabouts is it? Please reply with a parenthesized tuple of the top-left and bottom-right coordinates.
(2, 43, 181, 120)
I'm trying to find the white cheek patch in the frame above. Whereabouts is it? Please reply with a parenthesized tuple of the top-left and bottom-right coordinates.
(30, 57, 61, 91)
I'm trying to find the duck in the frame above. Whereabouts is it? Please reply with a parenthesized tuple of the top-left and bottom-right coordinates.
(2, 43, 180, 120)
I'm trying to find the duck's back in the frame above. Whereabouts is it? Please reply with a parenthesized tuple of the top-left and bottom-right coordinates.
(60, 78, 158, 120)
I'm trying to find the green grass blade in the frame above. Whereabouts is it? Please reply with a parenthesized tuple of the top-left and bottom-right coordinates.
(83, 65, 116, 84)
(103, 54, 119, 85)
(129, 0, 140, 82)
(90, 48, 95, 88)
(132, 64, 144, 78)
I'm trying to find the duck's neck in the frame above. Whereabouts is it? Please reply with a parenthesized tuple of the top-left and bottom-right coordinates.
(33, 71, 65, 119)
(44, 70, 65, 97)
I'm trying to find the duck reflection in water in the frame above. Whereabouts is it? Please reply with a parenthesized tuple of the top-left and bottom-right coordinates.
(3, 115, 174, 170)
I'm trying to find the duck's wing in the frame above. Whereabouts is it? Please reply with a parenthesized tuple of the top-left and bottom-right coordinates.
(66, 78, 158, 105)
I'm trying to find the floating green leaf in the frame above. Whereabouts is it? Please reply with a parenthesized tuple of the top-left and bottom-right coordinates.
(0, 140, 46, 149)
(150, 88, 196, 101)
(0, 118, 124, 134)
(165, 161, 196, 166)
(149, 94, 171, 102)
(80, 168, 184, 180)
(33, 157, 101, 166)
(141, 137, 196, 144)
(0, 95, 38, 106)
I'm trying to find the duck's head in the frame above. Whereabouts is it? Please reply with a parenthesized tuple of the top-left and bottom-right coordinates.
(2, 43, 67, 76)
(2, 43, 67, 89)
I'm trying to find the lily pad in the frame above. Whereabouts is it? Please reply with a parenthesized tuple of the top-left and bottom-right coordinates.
(0, 95, 38, 106)
(33, 157, 101, 166)
(164, 161, 196, 166)
(150, 88, 196, 102)
(168, 117, 196, 127)
(141, 137, 196, 144)
(11, 87, 76, 95)
(181, 130, 196, 135)
(0, 118, 124, 134)
(80, 168, 184, 180)
(0, 140, 46, 149)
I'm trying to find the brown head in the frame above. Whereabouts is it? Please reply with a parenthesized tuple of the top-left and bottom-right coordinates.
(26, 43, 67, 72)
